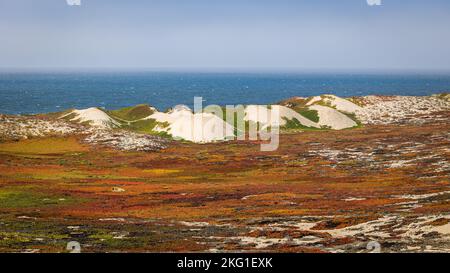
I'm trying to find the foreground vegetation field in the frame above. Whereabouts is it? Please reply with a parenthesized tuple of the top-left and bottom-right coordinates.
(0, 112, 448, 253)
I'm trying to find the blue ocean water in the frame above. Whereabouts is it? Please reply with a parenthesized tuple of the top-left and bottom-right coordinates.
(0, 72, 449, 115)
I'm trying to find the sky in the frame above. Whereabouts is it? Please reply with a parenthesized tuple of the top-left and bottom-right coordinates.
(1, 0, 450, 72)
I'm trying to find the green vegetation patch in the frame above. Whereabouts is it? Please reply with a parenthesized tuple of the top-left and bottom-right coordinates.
(120, 119, 171, 138)
(282, 118, 324, 131)
(109, 104, 155, 121)
(121, 119, 158, 134)
(0, 189, 82, 208)
(342, 112, 363, 128)
(293, 107, 320, 122)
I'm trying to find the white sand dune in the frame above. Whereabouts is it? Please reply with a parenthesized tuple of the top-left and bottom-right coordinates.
(147, 102, 359, 141)
(148, 104, 321, 142)
(306, 94, 362, 113)
(60, 107, 120, 128)
(55, 95, 364, 143)
(308, 105, 357, 130)
(244, 105, 319, 128)
(147, 105, 235, 143)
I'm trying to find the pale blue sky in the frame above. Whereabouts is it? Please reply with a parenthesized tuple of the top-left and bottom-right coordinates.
(1, 0, 450, 71)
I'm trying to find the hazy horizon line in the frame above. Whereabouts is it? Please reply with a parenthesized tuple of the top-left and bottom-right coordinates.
(2, 66, 450, 75)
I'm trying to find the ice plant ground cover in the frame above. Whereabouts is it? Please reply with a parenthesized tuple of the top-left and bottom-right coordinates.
(0, 94, 448, 253)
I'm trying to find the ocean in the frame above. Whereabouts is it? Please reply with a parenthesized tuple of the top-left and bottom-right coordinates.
(1, 72, 449, 115)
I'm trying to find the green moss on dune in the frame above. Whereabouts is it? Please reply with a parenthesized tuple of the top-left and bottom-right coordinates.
(342, 112, 363, 128)
(292, 107, 319, 123)
(314, 100, 335, 109)
(121, 119, 158, 134)
(108, 104, 155, 121)
(282, 118, 323, 131)
(120, 119, 171, 138)
(39, 109, 74, 119)
(57, 111, 77, 121)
